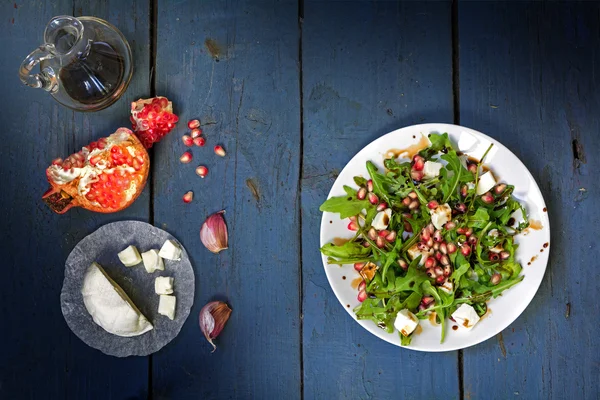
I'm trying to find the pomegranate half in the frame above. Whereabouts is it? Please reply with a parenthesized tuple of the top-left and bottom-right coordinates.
(130, 96, 178, 148)
(43, 128, 149, 214)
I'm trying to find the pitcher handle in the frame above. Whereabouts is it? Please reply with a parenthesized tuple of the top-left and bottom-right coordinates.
(19, 45, 58, 92)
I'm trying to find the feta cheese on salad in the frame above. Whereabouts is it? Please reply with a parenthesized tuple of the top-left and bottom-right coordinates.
(407, 244, 433, 266)
(451, 304, 480, 330)
(372, 208, 392, 230)
(394, 309, 419, 337)
(476, 171, 496, 195)
(430, 203, 452, 230)
(440, 281, 453, 294)
(423, 161, 443, 180)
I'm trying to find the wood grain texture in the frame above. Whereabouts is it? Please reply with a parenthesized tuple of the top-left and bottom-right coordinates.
(301, 2, 459, 399)
(152, 1, 301, 398)
(458, 2, 600, 399)
(0, 1, 151, 398)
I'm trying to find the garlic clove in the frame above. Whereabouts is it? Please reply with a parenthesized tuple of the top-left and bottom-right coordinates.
(200, 211, 228, 253)
(199, 301, 232, 352)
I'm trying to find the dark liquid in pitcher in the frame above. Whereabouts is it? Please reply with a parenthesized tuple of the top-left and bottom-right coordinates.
(59, 41, 125, 105)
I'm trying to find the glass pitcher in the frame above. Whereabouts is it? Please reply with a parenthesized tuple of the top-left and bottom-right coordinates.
(19, 16, 133, 112)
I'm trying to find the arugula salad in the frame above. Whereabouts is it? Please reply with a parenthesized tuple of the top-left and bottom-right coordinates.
(319, 133, 529, 345)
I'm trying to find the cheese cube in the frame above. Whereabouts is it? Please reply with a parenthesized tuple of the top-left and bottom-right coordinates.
(423, 161, 443, 179)
(451, 304, 481, 330)
(158, 240, 182, 261)
(141, 249, 165, 273)
(394, 309, 419, 337)
(155, 277, 174, 295)
(158, 295, 176, 320)
(372, 208, 392, 230)
(476, 171, 496, 195)
(117, 245, 142, 267)
(430, 203, 452, 230)
(407, 244, 433, 266)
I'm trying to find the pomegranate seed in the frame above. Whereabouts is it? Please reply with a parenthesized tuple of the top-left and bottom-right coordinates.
(443, 265, 452, 276)
(494, 183, 507, 195)
(183, 191, 194, 203)
(404, 222, 413, 233)
(368, 193, 379, 205)
(426, 268, 435, 278)
(398, 259, 408, 270)
(366, 180, 374, 192)
(447, 243, 457, 254)
(460, 244, 471, 256)
(191, 128, 202, 138)
(377, 202, 388, 212)
(427, 223, 435, 235)
(427, 200, 439, 209)
(433, 230, 443, 242)
(440, 255, 450, 266)
(421, 230, 431, 241)
(358, 280, 366, 292)
(457, 227, 467, 235)
(182, 135, 193, 146)
(402, 197, 412, 207)
(354, 262, 365, 271)
(196, 165, 208, 178)
(455, 203, 467, 213)
(51, 158, 63, 165)
(467, 162, 478, 174)
(482, 192, 494, 204)
(407, 191, 418, 200)
(425, 257, 436, 268)
(460, 185, 468, 197)
(412, 155, 425, 171)
(422, 296, 434, 306)
(410, 170, 423, 181)
(491, 273, 502, 285)
(445, 221, 456, 230)
(349, 216, 357, 222)
(417, 242, 429, 251)
(368, 228, 377, 240)
(435, 251, 442, 261)
(500, 251, 511, 260)
(465, 227, 473, 237)
(347, 221, 359, 231)
(363, 241, 371, 248)
(357, 187, 367, 200)
(434, 266, 444, 276)
(357, 290, 367, 302)
(433, 242, 440, 251)
(188, 119, 200, 129)
(180, 151, 193, 163)
(376, 236, 385, 248)
(408, 200, 420, 210)
(468, 236, 478, 245)
(489, 252, 500, 262)
(214, 145, 226, 157)
(378, 230, 389, 237)
(194, 137, 206, 147)
(436, 275, 446, 284)
(402, 212, 412, 220)
(440, 243, 448, 254)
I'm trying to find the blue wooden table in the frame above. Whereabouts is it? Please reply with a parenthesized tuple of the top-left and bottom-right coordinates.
(1, 1, 598, 399)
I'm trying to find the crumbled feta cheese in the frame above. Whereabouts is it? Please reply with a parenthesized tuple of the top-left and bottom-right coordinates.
(394, 309, 419, 337)
(440, 281, 453, 294)
(430, 203, 452, 230)
(476, 171, 496, 195)
(423, 161, 443, 180)
(451, 304, 481, 330)
(372, 208, 392, 230)
(407, 244, 433, 266)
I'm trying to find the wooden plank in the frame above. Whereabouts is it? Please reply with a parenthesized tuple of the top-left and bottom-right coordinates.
(301, 2, 459, 398)
(458, 2, 600, 399)
(0, 1, 150, 398)
(152, 1, 301, 398)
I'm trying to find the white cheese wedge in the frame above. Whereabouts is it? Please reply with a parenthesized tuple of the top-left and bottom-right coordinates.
(158, 295, 176, 320)
(155, 277, 174, 295)
(394, 309, 419, 337)
(158, 240, 182, 261)
(451, 304, 481, 330)
(372, 208, 392, 230)
(430, 203, 452, 230)
(81, 262, 153, 337)
(476, 171, 496, 195)
(407, 244, 433, 266)
(423, 161, 443, 180)
(142, 249, 165, 273)
(117, 245, 142, 267)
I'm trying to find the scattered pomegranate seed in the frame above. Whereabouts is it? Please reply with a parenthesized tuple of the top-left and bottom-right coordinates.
(422, 297, 434, 306)
(402, 197, 412, 207)
(358, 280, 366, 292)
(426, 237, 434, 248)
(427, 200, 439, 209)
(440, 243, 448, 255)
(445, 221, 456, 230)
(404, 222, 413, 233)
(397, 259, 408, 270)
(408, 191, 418, 199)
(500, 251, 511, 260)
(447, 243, 457, 254)
(357, 187, 367, 200)
(467, 162, 478, 174)
(427, 223, 435, 234)
(425, 257, 436, 268)
(214, 145, 226, 157)
(468, 236, 478, 245)
(443, 265, 452, 276)
(465, 227, 473, 237)
(196, 165, 208, 178)
(191, 128, 202, 138)
(180, 151, 193, 163)
(385, 230, 397, 242)
(354, 262, 365, 271)
(434, 266, 444, 276)
(368, 193, 379, 205)
(455, 203, 467, 213)
(363, 241, 371, 248)
(436, 275, 446, 284)
(183, 191, 194, 203)
(435, 251, 443, 261)
(194, 137, 206, 147)
(494, 183, 507, 195)
(357, 290, 367, 302)
(347, 221, 359, 231)
(412, 155, 425, 171)
(188, 119, 200, 129)
(440, 255, 450, 266)
(490, 273, 502, 285)
(426, 269, 435, 278)
(410, 170, 423, 181)
(433, 230, 443, 242)
(378, 230, 390, 237)
(481, 192, 494, 204)
(368, 228, 377, 240)
(408, 200, 420, 210)
(182, 135, 193, 146)
(433, 242, 440, 251)
(460, 244, 471, 256)
(421, 230, 431, 241)
(417, 242, 429, 251)
(349, 216, 357, 222)
(366, 180, 374, 192)
(489, 252, 500, 262)
(457, 227, 467, 235)
(460, 185, 468, 197)
(376, 202, 388, 212)
(376, 236, 386, 248)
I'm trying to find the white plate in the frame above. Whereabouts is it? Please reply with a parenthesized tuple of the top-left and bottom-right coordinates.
(320, 123, 550, 352)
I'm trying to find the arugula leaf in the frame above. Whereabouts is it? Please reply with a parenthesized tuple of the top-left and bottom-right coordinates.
(400, 332, 412, 346)
(366, 161, 394, 203)
(353, 176, 368, 187)
(467, 208, 490, 228)
(440, 151, 467, 202)
(320, 241, 371, 259)
(319, 190, 371, 219)
(394, 259, 428, 293)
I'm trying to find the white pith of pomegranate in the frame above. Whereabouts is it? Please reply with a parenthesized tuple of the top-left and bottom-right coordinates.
(130, 96, 178, 148)
(43, 128, 149, 214)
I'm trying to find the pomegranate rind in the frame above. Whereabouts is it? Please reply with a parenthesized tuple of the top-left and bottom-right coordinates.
(43, 128, 149, 214)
